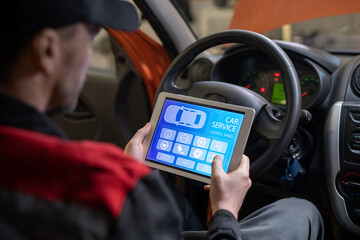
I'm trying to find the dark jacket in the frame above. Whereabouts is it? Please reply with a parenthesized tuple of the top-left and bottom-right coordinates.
(0, 94, 241, 240)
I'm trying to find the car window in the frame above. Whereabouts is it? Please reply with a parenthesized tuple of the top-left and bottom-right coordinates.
(90, 5, 161, 70)
(91, 29, 115, 70)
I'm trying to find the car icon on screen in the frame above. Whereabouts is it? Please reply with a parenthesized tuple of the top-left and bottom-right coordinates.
(164, 105, 206, 129)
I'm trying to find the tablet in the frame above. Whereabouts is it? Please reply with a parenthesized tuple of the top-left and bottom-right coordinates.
(143, 92, 255, 184)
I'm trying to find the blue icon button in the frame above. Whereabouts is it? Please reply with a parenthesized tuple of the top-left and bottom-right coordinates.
(196, 163, 212, 174)
(156, 139, 173, 152)
(173, 143, 190, 156)
(206, 151, 225, 163)
(189, 147, 207, 161)
(176, 158, 195, 169)
(210, 140, 228, 153)
(176, 132, 193, 145)
(193, 136, 210, 149)
(156, 152, 175, 163)
(160, 128, 176, 141)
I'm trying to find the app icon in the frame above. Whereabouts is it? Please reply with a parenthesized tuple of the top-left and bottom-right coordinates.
(210, 140, 228, 153)
(190, 147, 206, 160)
(164, 105, 206, 129)
(206, 151, 225, 163)
(193, 149, 203, 158)
(196, 163, 211, 174)
(177, 132, 193, 144)
(193, 136, 210, 149)
(156, 152, 175, 163)
(156, 139, 173, 152)
(160, 128, 176, 141)
(173, 143, 190, 156)
(176, 158, 195, 169)
(197, 137, 206, 147)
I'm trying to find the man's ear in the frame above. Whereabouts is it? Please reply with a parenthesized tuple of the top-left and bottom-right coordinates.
(32, 28, 60, 75)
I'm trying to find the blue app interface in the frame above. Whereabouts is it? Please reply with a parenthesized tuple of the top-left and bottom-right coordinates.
(147, 98, 245, 177)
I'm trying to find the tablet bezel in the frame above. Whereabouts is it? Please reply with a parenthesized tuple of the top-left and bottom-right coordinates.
(143, 92, 255, 184)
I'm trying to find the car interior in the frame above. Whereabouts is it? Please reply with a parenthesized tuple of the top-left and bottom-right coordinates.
(53, 0, 360, 239)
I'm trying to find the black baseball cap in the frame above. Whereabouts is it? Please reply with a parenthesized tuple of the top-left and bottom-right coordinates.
(6, 0, 140, 34)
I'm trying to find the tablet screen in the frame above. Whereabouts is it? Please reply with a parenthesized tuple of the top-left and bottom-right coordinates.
(146, 97, 247, 178)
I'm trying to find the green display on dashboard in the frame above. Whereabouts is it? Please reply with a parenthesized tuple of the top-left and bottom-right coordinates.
(271, 83, 286, 105)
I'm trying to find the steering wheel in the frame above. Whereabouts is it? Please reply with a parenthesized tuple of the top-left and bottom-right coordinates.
(155, 30, 301, 179)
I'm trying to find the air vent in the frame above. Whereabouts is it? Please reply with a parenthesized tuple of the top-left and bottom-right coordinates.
(351, 65, 360, 97)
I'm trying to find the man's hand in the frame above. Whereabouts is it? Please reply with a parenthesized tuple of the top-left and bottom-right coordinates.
(204, 155, 252, 220)
(124, 123, 151, 161)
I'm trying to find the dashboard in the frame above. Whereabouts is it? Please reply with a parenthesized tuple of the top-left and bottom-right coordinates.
(203, 42, 360, 237)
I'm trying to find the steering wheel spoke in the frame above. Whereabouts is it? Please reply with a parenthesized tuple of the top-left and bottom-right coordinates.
(253, 105, 285, 139)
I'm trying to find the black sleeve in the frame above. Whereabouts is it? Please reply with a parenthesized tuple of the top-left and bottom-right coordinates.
(207, 210, 242, 240)
(109, 170, 183, 240)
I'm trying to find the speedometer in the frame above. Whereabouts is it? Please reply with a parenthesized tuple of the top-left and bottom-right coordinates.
(300, 75, 320, 108)
(239, 70, 269, 97)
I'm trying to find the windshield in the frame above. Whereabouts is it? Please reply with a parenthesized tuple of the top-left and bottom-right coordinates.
(175, 0, 360, 52)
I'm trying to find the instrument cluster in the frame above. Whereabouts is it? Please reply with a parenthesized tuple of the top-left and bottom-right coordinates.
(212, 49, 329, 109)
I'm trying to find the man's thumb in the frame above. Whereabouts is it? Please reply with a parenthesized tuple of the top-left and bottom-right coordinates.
(134, 123, 151, 140)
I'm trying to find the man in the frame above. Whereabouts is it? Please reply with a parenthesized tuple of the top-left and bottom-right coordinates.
(0, 0, 324, 239)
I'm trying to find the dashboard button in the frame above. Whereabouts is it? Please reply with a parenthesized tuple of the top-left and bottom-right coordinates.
(350, 111, 360, 123)
(351, 208, 360, 226)
(339, 172, 360, 199)
(349, 133, 360, 152)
